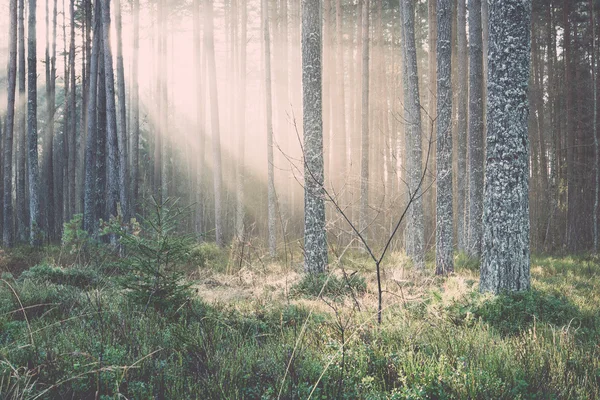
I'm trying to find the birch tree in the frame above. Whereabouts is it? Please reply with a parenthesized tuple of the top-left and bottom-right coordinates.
(302, 0, 327, 274)
(435, 0, 453, 274)
(480, 0, 531, 294)
(359, 0, 369, 240)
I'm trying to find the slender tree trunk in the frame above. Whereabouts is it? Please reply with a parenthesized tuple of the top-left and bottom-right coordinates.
(402, 0, 425, 269)
(205, 0, 223, 246)
(67, 0, 76, 221)
(83, 0, 101, 233)
(359, 0, 370, 240)
(591, 0, 598, 253)
(27, 0, 41, 245)
(467, 0, 484, 257)
(480, 0, 531, 294)
(4, 0, 18, 247)
(131, 0, 140, 217)
(435, 0, 453, 274)
(262, 0, 277, 256)
(114, 0, 128, 220)
(456, 0, 467, 252)
(236, 0, 247, 239)
(303, 0, 327, 273)
(334, 0, 347, 191)
(16, 0, 28, 242)
(100, 0, 120, 222)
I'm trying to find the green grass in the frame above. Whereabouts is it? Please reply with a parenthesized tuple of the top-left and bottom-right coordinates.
(0, 251, 599, 399)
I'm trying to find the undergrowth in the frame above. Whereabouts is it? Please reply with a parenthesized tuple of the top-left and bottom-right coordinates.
(0, 243, 599, 399)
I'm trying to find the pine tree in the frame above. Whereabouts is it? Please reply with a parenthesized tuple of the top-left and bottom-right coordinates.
(480, 0, 531, 294)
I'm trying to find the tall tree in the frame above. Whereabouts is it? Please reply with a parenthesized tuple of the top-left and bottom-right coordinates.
(205, 0, 223, 246)
(100, 0, 120, 222)
(131, 0, 140, 216)
(4, 0, 18, 247)
(236, 0, 247, 239)
(456, 0, 467, 252)
(16, 0, 27, 242)
(83, 0, 101, 234)
(302, 0, 327, 274)
(480, 0, 531, 294)
(402, 0, 425, 269)
(115, 0, 128, 220)
(467, 0, 484, 257)
(27, 0, 41, 245)
(359, 0, 370, 240)
(263, 0, 276, 257)
(435, 0, 453, 274)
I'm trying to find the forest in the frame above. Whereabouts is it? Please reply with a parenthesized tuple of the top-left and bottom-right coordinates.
(0, 0, 599, 398)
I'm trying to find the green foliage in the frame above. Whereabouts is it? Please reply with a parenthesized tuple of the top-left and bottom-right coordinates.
(19, 264, 99, 289)
(290, 272, 367, 300)
(189, 242, 229, 272)
(1, 251, 600, 399)
(116, 198, 193, 312)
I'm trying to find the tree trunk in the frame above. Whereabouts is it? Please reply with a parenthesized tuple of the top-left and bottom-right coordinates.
(16, 0, 28, 242)
(262, 0, 277, 257)
(456, 0, 467, 252)
(131, 0, 140, 217)
(480, 0, 531, 294)
(435, 0, 453, 274)
(401, 0, 425, 269)
(303, 0, 327, 274)
(359, 0, 370, 241)
(27, 0, 41, 245)
(205, 0, 223, 246)
(236, 0, 247, 239)
(4, 0, 17, 247)
(115, 0, 128, 221)
(100, 0, 120, 222)
(467, 0, 484, 257)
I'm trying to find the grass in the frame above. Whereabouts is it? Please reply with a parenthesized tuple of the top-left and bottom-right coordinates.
(0, 246, 599, 399)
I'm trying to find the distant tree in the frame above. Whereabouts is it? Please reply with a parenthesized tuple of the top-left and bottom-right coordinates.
(359, 0, 370, 241)
(480, 0, 531, 294)
(467, 0, 484, 257)
(205, 0, 224, 246)
(262, 0, 276, 257)
(435, 0, 453, 275)
(302, 0, 327, 274)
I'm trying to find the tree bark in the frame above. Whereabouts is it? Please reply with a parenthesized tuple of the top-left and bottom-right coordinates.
(115, 0, 129, 221)
(16, 0, 28, 242)
(27, 0, 41, 245)
(467, 0, 484, 257)
(100, 0, 120, 222)
(401, 0, 425, 269)
(435, 0, 453, 274)
(480, 0, 531, 294)
(456, 0, 467, 252)
(303, 0, 327, 274)
(4, 0, 18, 247)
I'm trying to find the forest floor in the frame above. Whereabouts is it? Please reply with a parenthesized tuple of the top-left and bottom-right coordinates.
(0, 240, 599, 399)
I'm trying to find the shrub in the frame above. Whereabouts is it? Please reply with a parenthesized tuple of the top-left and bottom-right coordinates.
(290, 272, 366, 300)
(116, 198, 193, 312)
